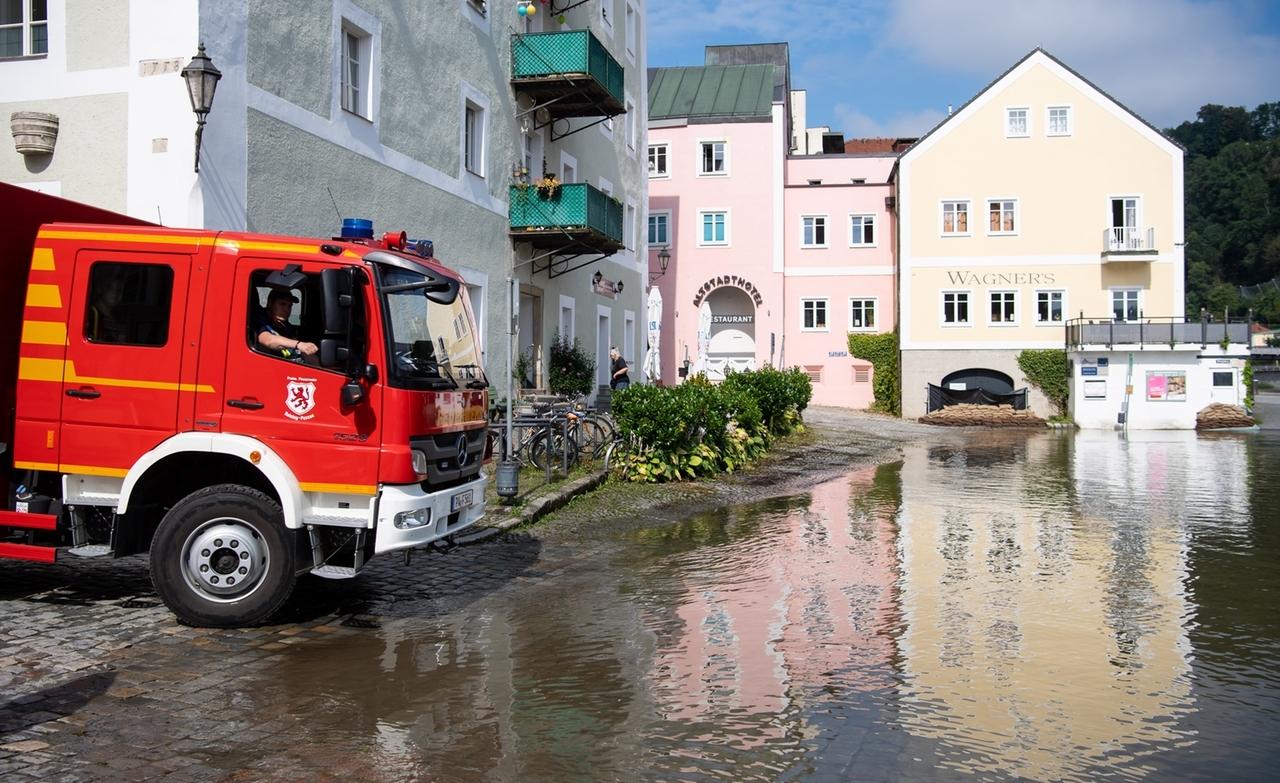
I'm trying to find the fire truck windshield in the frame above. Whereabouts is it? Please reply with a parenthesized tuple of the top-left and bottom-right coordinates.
(379, 266, 488, 390)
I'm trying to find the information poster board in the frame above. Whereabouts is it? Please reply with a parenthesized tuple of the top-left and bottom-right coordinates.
(1146, 370, 1187, 401)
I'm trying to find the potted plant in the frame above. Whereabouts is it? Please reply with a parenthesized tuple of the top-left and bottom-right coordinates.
(535, 172, 560, 199)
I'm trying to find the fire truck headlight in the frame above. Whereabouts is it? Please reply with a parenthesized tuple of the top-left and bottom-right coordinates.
(394, 508, 432, 529)
(411, 450, 429, 475)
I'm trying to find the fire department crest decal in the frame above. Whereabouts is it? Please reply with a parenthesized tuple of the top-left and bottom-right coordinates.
(285, 377, 317, 420)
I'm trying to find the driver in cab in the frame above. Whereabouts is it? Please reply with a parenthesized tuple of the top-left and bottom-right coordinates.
(255, 288, 318, 360)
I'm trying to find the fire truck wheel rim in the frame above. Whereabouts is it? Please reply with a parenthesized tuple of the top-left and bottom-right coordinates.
(180, 517, 270, 601)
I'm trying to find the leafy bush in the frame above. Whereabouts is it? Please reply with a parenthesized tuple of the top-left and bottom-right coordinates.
(848, 331, 900, 415)
(1017, 349, 1069, 415)
(611, 367, 812, 483)
(548, 332, 595, 397)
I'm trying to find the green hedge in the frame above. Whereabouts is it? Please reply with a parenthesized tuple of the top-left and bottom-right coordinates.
(610, 367, 812, 482)
(1017, 349, 1069, 415)
(848, 331, 900, 415)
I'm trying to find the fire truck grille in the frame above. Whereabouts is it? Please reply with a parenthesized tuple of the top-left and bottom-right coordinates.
(411, 429, 485, 490)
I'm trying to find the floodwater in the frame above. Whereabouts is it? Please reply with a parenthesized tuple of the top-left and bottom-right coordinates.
(251, 430, 1280, 782)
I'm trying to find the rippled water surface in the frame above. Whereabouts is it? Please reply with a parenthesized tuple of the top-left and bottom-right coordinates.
(256, 430, 1280, 781)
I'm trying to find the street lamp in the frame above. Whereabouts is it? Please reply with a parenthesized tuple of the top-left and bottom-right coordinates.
(181, 42, 222, 172)
(651, 245, 671, 283)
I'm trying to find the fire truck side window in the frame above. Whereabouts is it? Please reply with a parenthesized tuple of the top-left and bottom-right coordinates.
(83, 262, 174, 347)
(247, 271, 321, 362)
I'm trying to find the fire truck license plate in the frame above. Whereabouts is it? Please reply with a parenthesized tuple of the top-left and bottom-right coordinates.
(450, 490, 474, 512)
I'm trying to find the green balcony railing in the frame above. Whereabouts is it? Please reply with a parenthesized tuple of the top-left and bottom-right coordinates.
(511, 30, 625, 106)
(509, 183, 623, 245)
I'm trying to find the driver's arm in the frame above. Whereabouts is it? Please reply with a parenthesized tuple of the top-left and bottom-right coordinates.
(257, 327, 318, 356)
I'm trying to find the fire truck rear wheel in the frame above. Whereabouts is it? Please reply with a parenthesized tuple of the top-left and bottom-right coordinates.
(150, 484, 297, 627)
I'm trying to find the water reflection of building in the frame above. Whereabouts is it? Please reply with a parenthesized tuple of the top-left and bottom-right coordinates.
(895, 434, 1194, 780)
(643, 466, 902, 749)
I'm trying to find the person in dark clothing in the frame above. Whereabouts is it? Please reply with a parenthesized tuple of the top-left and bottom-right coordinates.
(254, 288, 317, 360)
(609, 346, 630, 390)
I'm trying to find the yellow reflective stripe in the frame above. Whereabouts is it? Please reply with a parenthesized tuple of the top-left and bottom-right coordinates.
(18, 358, 216, 393)
(21, 321, 67, 346)
(13, 460, 59, 472)
(25, 284, 62, 309)
(60, 464, 129, 478)
(40, 229, 202, 249)
(217, 238, 326, 256)
(31, 248, 55, 271)
(300, 482, 378, 496)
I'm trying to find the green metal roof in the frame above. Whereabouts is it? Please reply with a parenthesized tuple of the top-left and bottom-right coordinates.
(648, 64, 776, 120)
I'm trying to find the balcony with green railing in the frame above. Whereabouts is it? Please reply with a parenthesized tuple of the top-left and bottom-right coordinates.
(508, 182, 623, 253)
(510, 30, 625, 118)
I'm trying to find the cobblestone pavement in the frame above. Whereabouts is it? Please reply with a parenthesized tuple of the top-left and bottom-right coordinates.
(0, 533, 565, 782)
(0, 408, 933, 782)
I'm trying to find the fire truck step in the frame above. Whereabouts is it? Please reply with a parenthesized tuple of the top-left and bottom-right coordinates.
(0, 510, 58, 531)
(0, 542, 57, 563)
(68, 544, 114, 558)
(310, 565, 360, 579)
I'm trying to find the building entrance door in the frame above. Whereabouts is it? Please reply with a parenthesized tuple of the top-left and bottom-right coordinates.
(705, 287, 756, 380)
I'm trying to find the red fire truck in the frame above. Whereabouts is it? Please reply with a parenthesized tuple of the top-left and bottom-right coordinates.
(0, 182, 490, 626)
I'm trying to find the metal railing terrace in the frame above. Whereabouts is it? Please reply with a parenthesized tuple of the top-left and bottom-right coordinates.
(1065, 315, 1252, 349)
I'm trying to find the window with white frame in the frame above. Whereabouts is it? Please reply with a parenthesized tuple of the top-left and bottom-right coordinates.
(941, 200, 969, 235)
(699, 141, 726, 175)
(625, 2, 637, 59)
(340, 22, 373, 119)
(1048, 105, 1072, 136)
(802, 299, 828, 331)
(648, 211, 670, 246)
(625, 202, 636, 250)
(849, 214, 875, 246)
(1, 0, 47, 57)
(849, 298, 876, 330)
(599, 0, 612, 31)
(988, 199, 1017, 234)
(559, 296, 575, 338)
(943, 291, 971, 325)
(625, 97, 636, 151)
(464, 100, 485, 175)
(700, 211, 727, 245)
(1113, 289, 1140, 322)
(1006, 107, 1029, 137)
(989, 290, 1017, 324)
(1036, 290, 1064, 323)
(560, 152, 576, 183)
(802, 215, 827, 248)
(466, 0, 487, 17)
(648, 144, 668, 177)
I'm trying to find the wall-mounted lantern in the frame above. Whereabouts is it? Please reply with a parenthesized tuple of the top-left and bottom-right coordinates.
(181, 42, 222, 172)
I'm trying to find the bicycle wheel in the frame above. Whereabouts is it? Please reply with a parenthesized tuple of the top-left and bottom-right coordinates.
(529, 428, 579, 470)
(575, 417, 611, 460)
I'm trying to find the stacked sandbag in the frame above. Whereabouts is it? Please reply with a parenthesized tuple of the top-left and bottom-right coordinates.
(1196, 402, 1255, 429)
(919, 403, 1047, 427)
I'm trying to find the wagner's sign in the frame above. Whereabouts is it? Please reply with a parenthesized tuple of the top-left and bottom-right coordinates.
(711, 315, 753, 324)
(945, 271, 1058, 286)
(693, 275, 763, 307)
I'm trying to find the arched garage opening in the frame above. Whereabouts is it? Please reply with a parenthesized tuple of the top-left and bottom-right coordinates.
(928, 368, 1027, 412)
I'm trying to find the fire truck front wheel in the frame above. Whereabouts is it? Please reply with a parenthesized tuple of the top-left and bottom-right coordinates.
(150, 484, 298, 627)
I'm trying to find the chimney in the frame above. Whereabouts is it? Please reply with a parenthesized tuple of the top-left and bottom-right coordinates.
(946, 104, 953, 116)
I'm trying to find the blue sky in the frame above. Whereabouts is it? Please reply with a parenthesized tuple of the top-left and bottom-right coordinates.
(646, 0, 1280, 137)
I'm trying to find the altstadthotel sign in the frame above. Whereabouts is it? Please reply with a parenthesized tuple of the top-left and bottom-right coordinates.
(692, 275, 764, 307)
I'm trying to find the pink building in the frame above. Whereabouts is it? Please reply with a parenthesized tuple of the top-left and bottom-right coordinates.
(646, 45, 897, 408)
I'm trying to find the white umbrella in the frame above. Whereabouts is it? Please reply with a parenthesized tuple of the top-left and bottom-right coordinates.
(695, 300, 712, 377)
(645, 286, 662, 383)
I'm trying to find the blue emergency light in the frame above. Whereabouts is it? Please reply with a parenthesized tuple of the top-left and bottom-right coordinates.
(340, 217, 375, 239)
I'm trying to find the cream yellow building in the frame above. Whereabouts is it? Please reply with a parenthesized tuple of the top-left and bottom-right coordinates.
(896, 49, 1185, 418)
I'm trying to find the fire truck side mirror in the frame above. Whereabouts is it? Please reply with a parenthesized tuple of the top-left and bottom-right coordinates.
(341, 380, 366, 407)
(321, 268, 354, 334)
(319, 338, 348, 369)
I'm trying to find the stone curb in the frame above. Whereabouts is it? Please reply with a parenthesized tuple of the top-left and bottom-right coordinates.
(454, 469, 609, 545)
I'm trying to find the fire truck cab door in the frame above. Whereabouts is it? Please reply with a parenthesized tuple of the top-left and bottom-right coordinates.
(60, 252, 190, 473)
(222, 258, 380, 494)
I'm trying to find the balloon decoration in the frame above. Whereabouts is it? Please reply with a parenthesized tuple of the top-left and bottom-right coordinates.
(518, 0, 552, 17)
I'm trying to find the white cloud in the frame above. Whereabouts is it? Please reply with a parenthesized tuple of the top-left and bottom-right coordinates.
(833, 105, 947, 139)
(883, 0, 1280, 125)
